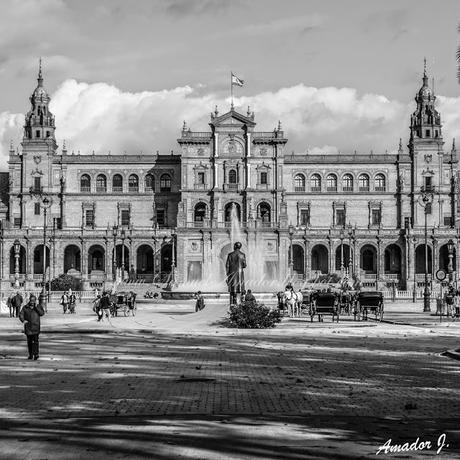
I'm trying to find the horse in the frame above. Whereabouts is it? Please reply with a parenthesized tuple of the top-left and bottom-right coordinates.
(283, 289, 303, 317)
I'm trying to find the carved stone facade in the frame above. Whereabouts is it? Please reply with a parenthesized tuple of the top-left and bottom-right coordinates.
(0, 65, 458, 291)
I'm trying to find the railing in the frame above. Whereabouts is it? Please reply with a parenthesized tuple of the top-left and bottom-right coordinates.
(375, 186, 386, 192)
(310, 186, 321, 192)
(294, 186, 306, 192)
(96, 187, 106, 193)
(359, 186, 369, 192)
(256, 183, 269, 190)
(326, 187, 337, 192)
(342, 186, 353, 192)
(181, 132, 212, 138)
(224, 183, 239, 191)
(112, 186, 123, 192)
(128, 187, 139, 193)
(384, 274, 400, 280)
(194, 183, 207, 190)
(80, 186, 91, 193)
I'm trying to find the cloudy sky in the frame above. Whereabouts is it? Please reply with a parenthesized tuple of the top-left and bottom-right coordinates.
(1, 0, 460, 165)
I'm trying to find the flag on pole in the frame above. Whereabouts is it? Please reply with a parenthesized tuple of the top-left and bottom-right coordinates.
(231, 73, 244, 87)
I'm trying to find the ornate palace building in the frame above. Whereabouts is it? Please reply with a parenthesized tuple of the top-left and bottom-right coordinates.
(0, 64, 458, 291)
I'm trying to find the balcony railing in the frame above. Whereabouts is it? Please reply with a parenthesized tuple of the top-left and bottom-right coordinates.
(342, 186, 353, 192)
(96, 187, 107, 193)
(112, 186, 123, 192)
(375, 186, 386, 192)
(194, 183, 207, 190)
(310, 186, 321, 192)
(80, 186, 91, 193)
(294, 186, 305, 192)
(359, 186, 369, 192)
(224, 183, 239, 191)
(326, 187, 337, 192)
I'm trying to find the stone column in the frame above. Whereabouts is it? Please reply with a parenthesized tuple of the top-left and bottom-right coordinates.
(304, 237, 310, 280)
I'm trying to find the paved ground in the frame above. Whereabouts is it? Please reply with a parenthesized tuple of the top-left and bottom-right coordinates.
(0, 300, 459, 459)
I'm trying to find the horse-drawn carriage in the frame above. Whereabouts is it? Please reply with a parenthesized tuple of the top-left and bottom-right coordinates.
(109, 291, 137, 317)
(356, 291, 384, 321)
(309, 292, 340, 322)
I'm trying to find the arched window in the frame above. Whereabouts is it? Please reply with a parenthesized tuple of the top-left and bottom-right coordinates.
(96, 174, 107, 193)
(294, 174, 305, 192)
(342, 174, 353, 192)
(112, 174, 123, 192)
(358, 174, 370, 192)
(310, 174, 321, 191)
(160, 174, 171, 192)
(228, 169, 237, 184)
(194, 202, 207, 223)
(258, 202, 271, 223)
(128, 174, 139, 192)
(145, 174, 154, 191)
(375, 174, 386, 191)
(326, 174, 337, 192)
(80, 174, 91, 192)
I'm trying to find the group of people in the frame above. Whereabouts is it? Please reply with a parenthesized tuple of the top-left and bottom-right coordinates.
(59, 290, 78, 314)
(442, 287, 460, 318)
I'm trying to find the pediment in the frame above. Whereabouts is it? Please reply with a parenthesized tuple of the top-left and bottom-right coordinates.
(210, 109, 256, 128)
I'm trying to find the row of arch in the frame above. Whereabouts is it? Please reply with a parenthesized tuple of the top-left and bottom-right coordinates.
(294, 172, 387, 192)
(193, 201, 271, 222)
(9, 243, 175, 276)
(80, 173, 172, 193)
(293, 243, 456, 275)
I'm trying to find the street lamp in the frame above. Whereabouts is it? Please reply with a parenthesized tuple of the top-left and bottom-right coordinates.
(447, 238, 454, 286)
(40, 196, 52, 311)
(347, 224, 353, 276)
(14, 239, 20, 288)
(339, 228, 345, 273)
(171, 229, 177, 286)
(112, 225, 118, 281)
(419, 185, 434, 312)
(121, 228, 126, 281)
(288, 225, 294, 276)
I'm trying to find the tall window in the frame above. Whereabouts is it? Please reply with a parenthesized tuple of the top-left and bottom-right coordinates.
(300, 209, 310, 226)
(80, 174, 91, 192)
(326, 174, 337, 192)
(160, 174, 171, 192)
(260, 171, 268, 185)
(358, 174, 369, 192)
(258, 203, 271, 223)
(424, 176, 432, 191)
(375, 174, 386, 192)
(85, 209, 94, 228)
(336, 209, 346, 227)
(228, 169, 237, 184)
(194, 203, 206, 222)
(112, 174, 123, 192)
(294, 174, 305, 192)
(128, 174, 139, 192)
(310, 174, 321, 192)
(371, 209, 381, 226)
(121, 209, 130, 226)
(197, 172, 205, 185)
(342, 174, 353, 192)
(145, 174, 154, 191)
(34, 203, 41, 215)
(34, 177, 42, 193)
(96, 174, 107, 193)
(156, 209, 165, 227)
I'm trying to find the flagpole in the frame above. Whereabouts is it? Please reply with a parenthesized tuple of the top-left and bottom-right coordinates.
(230, 71, 233, 110)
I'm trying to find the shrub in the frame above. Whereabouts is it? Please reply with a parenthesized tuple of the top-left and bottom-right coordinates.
(49, 274, 81, 291)
(226, 301, 282, 329)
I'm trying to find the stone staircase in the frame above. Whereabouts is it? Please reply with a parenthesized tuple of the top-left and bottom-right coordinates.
(115, 281, 164, 297)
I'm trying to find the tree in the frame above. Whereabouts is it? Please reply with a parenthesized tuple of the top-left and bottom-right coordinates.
(48, 274, 81, 291)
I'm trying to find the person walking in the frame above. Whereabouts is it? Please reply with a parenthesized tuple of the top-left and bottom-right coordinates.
(60, 291, 69, 314)
(18, 294, 45, 360)
(99, 291, 111, 321)
(11, 291, 23, 318)
(195, 291, 205, 312)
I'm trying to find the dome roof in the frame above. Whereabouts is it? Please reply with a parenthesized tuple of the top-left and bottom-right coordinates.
(418, 81, 432, 98)
(32, 85, 49, 99)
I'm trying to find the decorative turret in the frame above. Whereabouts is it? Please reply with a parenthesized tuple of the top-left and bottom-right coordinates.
(410, 59, 442, 141)
(23, 59, 56, 144)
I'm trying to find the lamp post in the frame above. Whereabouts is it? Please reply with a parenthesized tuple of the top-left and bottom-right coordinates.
(347, 224, 353, 277)
(171, 229, 176, 286)
(14, 239, 20, 288)
(339, 228, 345, 274)
(420, 185, 434, 312)
(288, 225, 294, 276)
(447, 238, 454, 286)
(41, 196, 52, 311)
(112, 225, 118, 281)
(121, 228, 126, 281)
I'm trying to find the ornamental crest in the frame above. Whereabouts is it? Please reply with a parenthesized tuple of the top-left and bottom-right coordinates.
(424, 154, 432, 164)
(33, 155, 41, 164)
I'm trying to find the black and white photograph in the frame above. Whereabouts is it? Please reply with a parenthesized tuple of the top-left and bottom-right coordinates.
(0, 0, 459, 458)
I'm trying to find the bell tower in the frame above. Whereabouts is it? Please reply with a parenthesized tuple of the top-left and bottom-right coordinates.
(409, 60, 451, 228)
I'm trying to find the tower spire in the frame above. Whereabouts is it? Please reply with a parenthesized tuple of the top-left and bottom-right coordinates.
(38, 57, 43, 87)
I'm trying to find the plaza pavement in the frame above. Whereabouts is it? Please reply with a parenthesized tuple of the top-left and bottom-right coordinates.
(0, 299, 459, 459)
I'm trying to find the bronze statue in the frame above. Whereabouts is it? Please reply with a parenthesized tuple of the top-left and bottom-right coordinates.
(226, 242, 246, 305)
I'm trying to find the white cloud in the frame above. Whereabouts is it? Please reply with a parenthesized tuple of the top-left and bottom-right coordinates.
(1, 79, 459, 168)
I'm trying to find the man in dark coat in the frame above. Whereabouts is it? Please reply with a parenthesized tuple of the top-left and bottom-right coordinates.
(11, 291, 23, 318)
(18, 294, 45, 360)
(226, 242, 246, 305)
